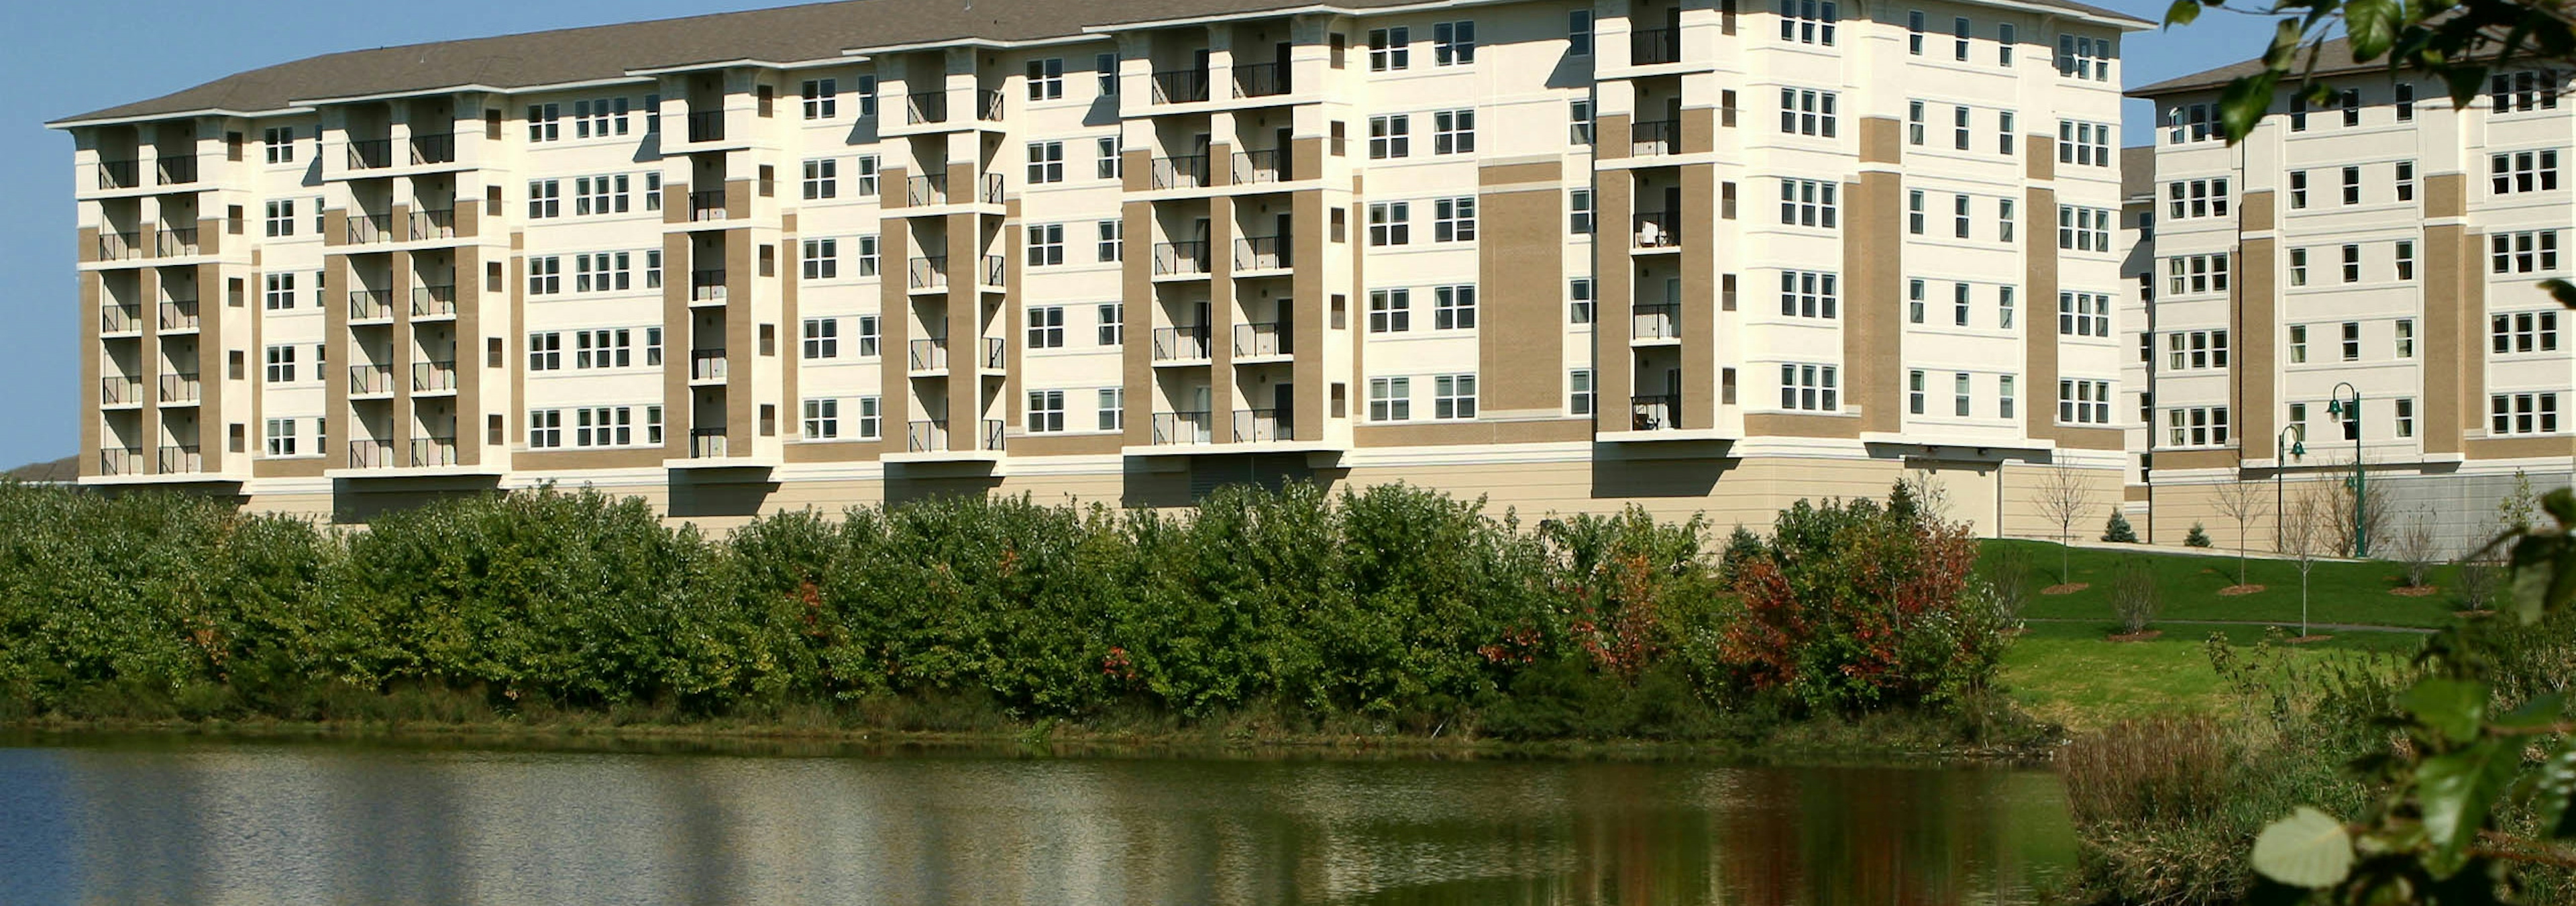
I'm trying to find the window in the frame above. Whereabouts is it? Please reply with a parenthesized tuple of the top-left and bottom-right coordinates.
(1999, 287, 2017, 328)
(527, 179, 560, 219)
(2493, 150, 2561, 194)
(2493, 393, 2563, 434)
(571, 252, 631, 293)
(1368, 201, 1411, 246)
(1953, 194, 1972, 238)
(264, 418, 298, 456)
(2396, 318, 2415, 358)
(2056, 120, 2109, 166)
(1024, 390, 1067, 434)
(1368, 27, 1411, 71)
(1569, 99, 1595, 145)
(1028, 58, 1065, 101)
(1780, 270, 1838, 317)
(796, 398, 841, 440)
(802, 318, 839, 360)
(2339, 87, 2362, 126)
(2166, 178, 2231, 219)
(2334, 321, 2362, 362)
(1998, 198, 2016, 242)
(1780, 179, 1837, 228)
(801, 79, 837, 119)
(2492, 231, 2562, 274)
(1434, 285, 1477, 330)
(1096, 389, 1123, 431)
(1368, 115, 1411, 159)
(1094, 303, 1124, 346)
(1998, 23, 2017, 64)
(2396, 160, 2416, 201)
(1026, 306, 1065, 349)
(1998, 111, 2017, 155)
(1909, 370, 1927, 414)
(573, 174, 631, 215)
(1779, 88, 1837, 137)
(1907, 99, 1926, 145)
(1432, 197, 1477, 242)
(2057, 379, 2112, 425)
(645, 328, 665, 366)
(526, 103, 560, 142)
(2288, 170, 2307, 209)
(854, 155, 881, 196)
(1369, 377, 1411, 421)
(1095, 54, 1118, 95)
(2163, 406, 2229, 446)
(262, 272, 294, 310)
(262, 127, 294, 164)
(2335, 244, 2360, 283)
(263, 199, 294, 237)
(527, 256, 561, 295)
(573, 329, 633, 369)
(527, 332, 562, 371)
(2166, 330, 2231, 370)
(1947, 16, 1971, 60)
(2491, 70, 2561, 113)
(2389, 82, 2415, 120)
(1570, 189, 1597, 233)
(1369, 289, 1412, 333)
(1097, 220, 1122, 262)
(1570, 369, 1595, 415)
(1430, 374, 1479, 419)
(1952, 282, 1972, 325)
(1028, 223, 1065, 266)
(2057, 206, 2111, 251)
(796, 238, 838, 281)
(1433, 21, 1477, 64)
(855, 236, 879, 276)
(2341, 166, 2361, 205)
(1953, 371, 1973, 415)
(1907, 10, 1925, 54)
(2057, 291, 2110, 337)
(1570, 279, 1595, 323)
(2165, 103, 2217, 144)
(527, 409, 563, 448)
(802, 158, 838, 199)
(1778, 364, 1839, 411)
(1430, 109, 1477, 154)
(1095, 138, 1120, 180)
(1780, 0, 1837, 45)
(2493, 310, 2562, 354)
(2164, 254, 2230, 295)
(1026, 141, 1064, 183)
(1568, 10, 1595, 55)
(572, 97, 629, 138)
(2290, 323, 2314, 363)
(1953, 105, 1971, 150)
(1909, 279, 1927, 323)
(262, 345, 296, 383)
(2055, 34, 2110, 80)
(2290, 248, 2309, 287)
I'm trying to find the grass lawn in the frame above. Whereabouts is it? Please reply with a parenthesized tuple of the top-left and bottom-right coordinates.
(1999, 621, 2420, 732)
(1984, 538, 2474, 630)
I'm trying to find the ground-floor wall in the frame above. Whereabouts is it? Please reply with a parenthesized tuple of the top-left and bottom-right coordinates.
(2142, 458, 2576, 556)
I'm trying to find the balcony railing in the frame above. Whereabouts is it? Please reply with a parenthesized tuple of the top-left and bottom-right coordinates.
(347, 213, 392, 244)
(690, 427, 729, 458)
(101, 303, 142, 334)
(97, 231, 140, 261)
(1631, 119, 1680, 156)
(1234, 409, 1293, 443)
(158, 372, 201, 404)
(350, 290, 394, 321)
(1632, 303, 1681, 340)
(155, 155, 197, 186)
(155, 227, 199, 257)
(411, 285, 457, 317)
(1230, 150, 1287, 185)
(97, 160, 140, 191)
(906, 93, 948, 125)
(1152, 69, 1210, 104)
(409, 207, 456, 240)
(1232, 62, 1289, 98)
(908, 337, 949, 372)
(981, 254, 1006, 288)
(979, 89, 1007, 122)
(1630, 28, 1682, 66)
(689, 349, 729, 383)
(1152, 411, 1214, 445)
(690, 270, 727, 303)
(1234, 321, 1289, 357)
(908, 256, 949, 291)
(1632, 212, 1680, 248)
(347, 138, 392, 170)
(906, 419, 947, 452)
(409, 437, 458, 468)
(1152, 242, 1210, 277)
(687, 111, 726, 143)
(348, 364, 394, 395)
(688, 190, 729, 221)
(158, 300, 199, 332)
(979, 172, 1005, 205)
(99, 447, 142, 476)
(1234, 235, 1288, 270)
(409, 132, 455, 165)
(157, 445, 203, 474)
(981, 336, 1006, 370)
(908, 174, 949, 206)
(99, 376, 142, 405)
(1631, 395, 1682, 432)
(1150, 155, 1208, 190)
(1152, 325, 1212, 361)
(411, 360, 457, 393)
(982, 419, 1007, 452)
(347, 440, 394, 468)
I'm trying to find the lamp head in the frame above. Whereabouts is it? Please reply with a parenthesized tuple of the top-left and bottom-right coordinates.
(2291, 441, 2306, 458)
(2326, 399, 2345, 417)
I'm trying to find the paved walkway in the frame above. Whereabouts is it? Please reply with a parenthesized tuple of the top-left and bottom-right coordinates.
(2024, 617, 2436, 635)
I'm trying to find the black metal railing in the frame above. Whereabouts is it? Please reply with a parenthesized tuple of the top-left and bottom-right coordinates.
(156, 445, 202, 474)
(99, 448, 143, 476)
(101, 303, 142, 334)
(157, 300, 199, 332)
(908, 174, 949, 206)
(409, 132, 455, 165)
(347, 440, 394, 468)
(982, 336, 1006, 370)
(1234, 236, 1288, 271)
(1233, 409, 1293, 442)
(347, 138, 392, 170)
(1152, 411, 1214, 445)
(1631, 395, 1681, 431)
(1631, 28, 1682, 65)
(908, 338, 948, 371)
(154, 227, 199, 257)
(348, 364, 394, 395)
(409, 207, 456, 240)
(690, 427, 729, 458)
(906, 420, 947, 452)
(1150, 155, 1209, 190)
(980, 172, 1005, 204)
(346, 213, 392, 244)
(158, 372, 201, 404)
(97, 159, 140, 191)
(99, 376, 142, 405)
(1152, 325, 1212, 360)
(908, 256, 949, 291)
(1631, 211, 1680, 248)
(1232, 62, 1290, 98)
(982, 254, 1006, 287)
(689, 190, 729, 221)
(906, 93, 948, 125)
(1631, 303, 1680, 340)
(1234, 321, 1289, 357)
(981, 419, 1007, 452)
(411, 285, 457, 317)
(411, 360, 457, 393)
(979, 89, 1007, 122)
(1230, 149, 1287, 185)
(690, 270, 727, 303)
(97, 231, 140, 260)
(409, 437, 458, 468)
(349, 290, 394, 321)
(687, 111, 726, 143)
(1152, 242, 1210, 277)
(1631, 119, 1681, 156)
(689, 349, 729, 383)
(155, 155, 197, 185)
(1151, 69, 1210, 104)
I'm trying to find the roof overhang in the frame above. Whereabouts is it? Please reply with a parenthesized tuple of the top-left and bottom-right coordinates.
(47, 107, 299, 131)
(841, 32, 1113, 57)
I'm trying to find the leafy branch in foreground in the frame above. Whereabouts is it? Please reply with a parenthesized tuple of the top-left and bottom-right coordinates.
(2165, 0, 2576, 142)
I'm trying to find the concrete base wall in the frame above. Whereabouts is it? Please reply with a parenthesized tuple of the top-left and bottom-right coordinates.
(2143, 466, 2576, 556)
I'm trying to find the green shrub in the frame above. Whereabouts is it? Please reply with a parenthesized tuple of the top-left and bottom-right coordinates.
(2184, 522, 2214, 548)
(2103, 511, 2140, 543)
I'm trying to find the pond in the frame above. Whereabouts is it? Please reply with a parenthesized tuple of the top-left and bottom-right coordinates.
(0, 737, 2076, 905)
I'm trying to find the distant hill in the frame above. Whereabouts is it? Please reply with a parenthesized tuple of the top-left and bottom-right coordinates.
(5, 456, 78, 484)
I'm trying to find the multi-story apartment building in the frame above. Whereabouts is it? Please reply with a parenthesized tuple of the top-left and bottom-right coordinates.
(2116, 144, 2156, 529)
(2133, 45, 2576, 548)
(52, 0, 2145, 530)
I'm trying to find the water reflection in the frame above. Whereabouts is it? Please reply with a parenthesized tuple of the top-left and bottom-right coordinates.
(0, 741, 2073, 905)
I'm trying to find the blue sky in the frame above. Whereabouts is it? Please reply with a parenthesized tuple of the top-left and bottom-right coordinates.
(0, 0, 2275, 469)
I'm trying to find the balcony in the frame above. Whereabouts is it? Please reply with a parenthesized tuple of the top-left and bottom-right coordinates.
(346, 213, 392, 244)
(154, 227, 200, 258)
(906, 419, 947, 452)
(158, 372, 201, 405)
(100, 303, 142, 334)
(409, 437, 458, 468)
(157, 300, 199, 332)
(980, 254, 1006, 288)
(347, 440, 394, 468)
(411, 285, 457, 318)
(410, 133, 455, 165)
(908, 256, 949, 291)
(99, 376, 142, 406)
(97, 231, 141, 261)
(690, 349, 729, 383)
(1631, 395, 1682, 431)
(1630, 28, 1682, 66)
(979, 172, 1005, 205)
(908, 337, 949, 372)
(1234, 236, 1288, 271)
(347, 138, 392, 170)
(689, 190, 729, 221)
(98, 447, 143, 476)
(1232, 62, 1289, 99)
(350, 290, 394, 321)
(97, 160, 140, 191)
(156, 445, 203, 474)
(687, 111, 726, 144)
(1150, 155, 1208, 190)
(690, 270, 727, 303)
(1151, 69, 1210, 104)
(981, 419, 1007, 452)
(979, 89, 1007, 122)
(1234, 409, 1293, 443)
(1152, 242, 1210, 277)
(906, 93, 947, 125)
(409, 207, 456, 240)
(1152, 325, 1211, 362)
(155, 156, 197, 186)
(1632, 212, 1680, 249)
(1631, 303, 1680, 341)
(981, 336, 1006, 370)
(1631, 119, 1680, 156)
(908, 174, 949, 206)
(690, 427, 729, 458)
(411, 360, 457, 393)
(1230, 150, 1287, 185)
(1152, 411, 1214, 445)
(1234, 321, 1289, 357)
(348, 364, 394, 396)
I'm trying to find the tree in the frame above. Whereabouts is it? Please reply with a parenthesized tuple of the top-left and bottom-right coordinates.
(2185, 522, 2214, 548)
(2212, 478, 2271, 588)
(2281, 485, 2334, 640)
(2389, 509, 2440, 589)
(2102, 511, 2140, 543)
(2164, 0, 2576, 144)
(2033, 461, 2098, 583)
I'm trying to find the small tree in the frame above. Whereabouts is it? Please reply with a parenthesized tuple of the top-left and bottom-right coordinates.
(2281, 487, 2334, 638)
(2102, 511, 2139, 543)
(2210, 478, 2269, 588)
(2388, 510, 2439, 589)
(2500, 468, 2540, 532)
(2455, 558, 2500, 613)
(2109, 556, 2160, 636)
(2184, 523, 2214, 548)
(2033, 460, 2098, 583)
(1980, 543, 2037, 630)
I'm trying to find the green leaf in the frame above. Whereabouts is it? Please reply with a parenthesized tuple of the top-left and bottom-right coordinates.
(2402, 677, 2491, 744)
(2542, 279, 2576, 309)
(2497, 692, 2568, 729)
(2218, 72, 2282, 142)
(2252, 807, 2355, 888)
(2531, 745, 2576, 838)
(2418, 739, 2522, 877)
(2162, 0, 2202, 26)
(2509, 535, 2563, 624)
(2345, 0, 2398, 60)
(2544, 488, 2576, 528)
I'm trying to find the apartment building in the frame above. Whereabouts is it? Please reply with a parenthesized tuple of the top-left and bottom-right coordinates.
(2133, 46, 2576, 548)
(53, 0, 2145, 530)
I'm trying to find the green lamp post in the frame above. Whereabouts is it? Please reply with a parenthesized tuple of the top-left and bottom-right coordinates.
(2276, 425, 2306, 552)
(2326, 383, 2364, 558)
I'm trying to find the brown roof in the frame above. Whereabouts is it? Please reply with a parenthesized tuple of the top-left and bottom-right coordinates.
(4, 456, 79, 484)
(2120, 145, 2153, 199)
(2127, 36, 2402, 97)
(59, 0, 2153, 125)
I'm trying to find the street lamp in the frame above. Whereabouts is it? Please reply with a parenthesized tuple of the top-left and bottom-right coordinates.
(2277, 425, 2306, 552)
(2325, 382, 2365, 558)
